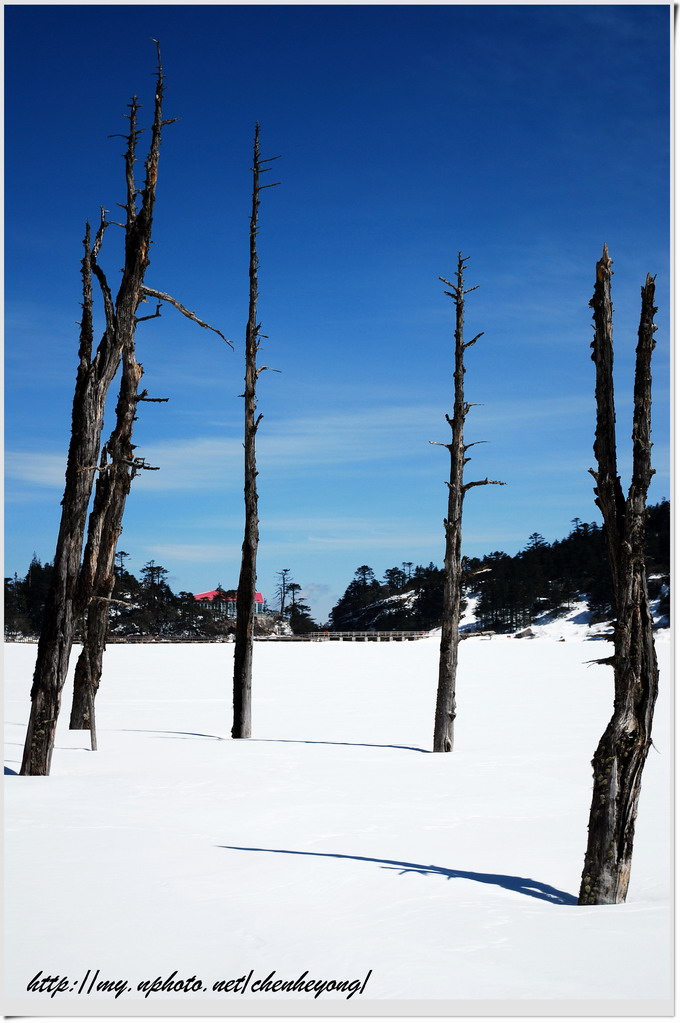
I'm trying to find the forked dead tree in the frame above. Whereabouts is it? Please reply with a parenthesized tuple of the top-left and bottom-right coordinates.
(68, 336, 149, 741)
(432, 255, 504, 753)
(232, 125, 280, 739)
(578, 245, 659, 905)
(68, 78, 228, 743)
(19, 56, 168, 775)
(21, 45, 226, 774)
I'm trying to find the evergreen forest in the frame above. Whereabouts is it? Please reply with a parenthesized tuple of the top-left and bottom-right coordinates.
(6, 500, 669, 640)
(328, 500, 670, 633)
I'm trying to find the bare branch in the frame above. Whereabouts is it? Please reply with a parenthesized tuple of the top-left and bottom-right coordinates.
(135, 301, 163, 323)
(124, 96, 140, 222)
(136, 389, 169, 403)
(130, 457, 160, 471)
(91, 208, 110, 258)
(464, 331, 484, 349)
(140, 286, 232, 345)
(462, 478, 507, 492)
(629, 273, 657, 500)
(256, 365, 282, 376)
(78, 224, 94, 367)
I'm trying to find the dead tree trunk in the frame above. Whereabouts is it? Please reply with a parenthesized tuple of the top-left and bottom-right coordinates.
(578, 244, 660, 905)
(69, 307, 225, 739)
(232, 125, 280, 739)
(68, 342, 149, 732)
(432, 255, 504, 753)
(20, 46, 169, 776)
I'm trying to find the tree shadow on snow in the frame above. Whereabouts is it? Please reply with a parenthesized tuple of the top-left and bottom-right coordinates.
(217, 845, 577, 906)
(116, 731, 428, 753)
(251, 738, 430, 754)
(117, 728, 224, 741)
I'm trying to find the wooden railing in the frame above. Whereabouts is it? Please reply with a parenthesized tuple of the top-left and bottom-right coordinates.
(267, 630, 429, 642)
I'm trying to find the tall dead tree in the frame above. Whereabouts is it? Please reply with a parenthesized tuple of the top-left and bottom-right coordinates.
(19, 57, 167, 776)
(232, 125, 280, 739)
(67, 126, 228, 740)
(578, 245, 659, 905)
(432, 254, 504, 753)
(20, 44, 226, 775)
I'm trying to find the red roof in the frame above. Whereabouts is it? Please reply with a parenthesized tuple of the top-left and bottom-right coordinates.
(194, 589, 264, 603)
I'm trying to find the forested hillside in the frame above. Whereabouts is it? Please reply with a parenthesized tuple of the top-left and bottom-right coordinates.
(6, 501, 669, 638)
(328, 500, 670, 633)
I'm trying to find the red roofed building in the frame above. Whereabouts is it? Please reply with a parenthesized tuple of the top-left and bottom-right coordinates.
(194, 589, 265, 617)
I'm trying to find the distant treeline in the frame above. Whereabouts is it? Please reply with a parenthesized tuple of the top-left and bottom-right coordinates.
(5, 555, 323, 640)
(328, 501, 670, 633)
(4, 559, 312, 641)
(5, 501, 670, 639)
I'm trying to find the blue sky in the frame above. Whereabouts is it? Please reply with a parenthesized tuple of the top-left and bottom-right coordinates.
(5, 4, 671, 623)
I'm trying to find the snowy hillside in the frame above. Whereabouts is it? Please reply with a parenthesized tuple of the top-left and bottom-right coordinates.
(453, 595, 667, 641)
(4, 633, 672, 1013)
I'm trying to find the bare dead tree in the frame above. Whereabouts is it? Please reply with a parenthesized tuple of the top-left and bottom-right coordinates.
(69, 323, 226, 742)
(232, 124, 280, 739)
(19, 64, 166, 775)
(578, 245, 660, 905)
(68, 132, 229, 743)
(67, 331, 157, 736)
(20, 44, 211, 775)
(432, 254, 505, 753)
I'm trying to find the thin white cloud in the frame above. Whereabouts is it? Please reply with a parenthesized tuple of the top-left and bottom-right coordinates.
(145, 542, 240, 563)
(5, 453, 65, 488)
(3, 393, 601, 498)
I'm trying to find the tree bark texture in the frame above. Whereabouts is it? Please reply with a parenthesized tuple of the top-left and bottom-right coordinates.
(578, 245, 659, 905)
(21, 49, 169, 775)
(433, 256, 503, 753)
(68, 343, 146, 731)
(232, 126, 279, 738)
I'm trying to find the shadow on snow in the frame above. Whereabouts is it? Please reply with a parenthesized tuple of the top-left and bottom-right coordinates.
(217, 845, 577, 905)
(117, 730, 428, 753)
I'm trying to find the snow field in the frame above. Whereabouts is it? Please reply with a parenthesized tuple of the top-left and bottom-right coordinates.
(4, 632, 672, 1008)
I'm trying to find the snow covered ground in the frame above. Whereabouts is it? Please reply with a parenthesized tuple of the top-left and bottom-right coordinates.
(4, 626, 672, 1014)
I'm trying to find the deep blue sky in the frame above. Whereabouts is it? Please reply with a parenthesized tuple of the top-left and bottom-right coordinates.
(5, 5, 671, 622)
